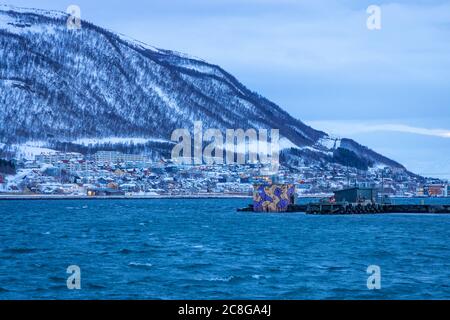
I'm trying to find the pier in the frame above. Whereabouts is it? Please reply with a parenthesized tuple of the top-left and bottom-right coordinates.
(238, 202, 450, 214)
(238, 185, 450, 214)
(300, 203, 450, 214)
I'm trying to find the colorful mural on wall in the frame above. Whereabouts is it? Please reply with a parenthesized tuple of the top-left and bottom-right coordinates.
(253, 184, 295, 212)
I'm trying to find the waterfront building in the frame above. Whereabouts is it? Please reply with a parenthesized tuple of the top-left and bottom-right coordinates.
(333, 187, 377, 203)
(416, 187, 425, 197)
(424, 184, 446, 197)
(87, 187, 125, 196)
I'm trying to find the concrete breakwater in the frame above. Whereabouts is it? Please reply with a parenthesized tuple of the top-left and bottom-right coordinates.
(239, 185, 450, 214)
(238, 203, 450, 214)
(304, 203, 450, 214)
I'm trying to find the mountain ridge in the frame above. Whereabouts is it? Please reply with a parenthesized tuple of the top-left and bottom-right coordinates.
(0, 5, 406, 172)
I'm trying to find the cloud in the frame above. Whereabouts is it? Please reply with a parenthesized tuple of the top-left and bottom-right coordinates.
(306, 121, 450, 138)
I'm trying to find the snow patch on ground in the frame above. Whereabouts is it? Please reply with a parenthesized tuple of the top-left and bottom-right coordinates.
(178, 62, 222, 77)
(369, 163, 388, 171)
(300, 146, 333, 155)
(0, 4, 66, 19)
(116, 32, 162, 53)
(318, 136, 341, 150)
(279, 138, 298, 150)
(0, 7, 59, 35)
(11, 141, 57, 160)
(153, 86, 183, 115)
(3, 168, 33, 190)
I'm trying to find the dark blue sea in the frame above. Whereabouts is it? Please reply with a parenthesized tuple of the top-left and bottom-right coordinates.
(1, 198, 450, 299)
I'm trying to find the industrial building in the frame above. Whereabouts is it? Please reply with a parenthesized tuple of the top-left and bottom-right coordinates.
(333, 187, 377, 203)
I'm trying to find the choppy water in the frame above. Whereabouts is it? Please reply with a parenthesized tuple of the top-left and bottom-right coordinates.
(0, 199, 449, 299)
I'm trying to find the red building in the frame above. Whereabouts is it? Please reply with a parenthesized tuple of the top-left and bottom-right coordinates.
(425, 184, 445, 197)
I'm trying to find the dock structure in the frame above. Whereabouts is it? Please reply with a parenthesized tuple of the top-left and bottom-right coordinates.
(237, 186, 450, 214)
(305, 202, 383, 214)
(303, 203, 450, 214)
(238, 202, 450, 214)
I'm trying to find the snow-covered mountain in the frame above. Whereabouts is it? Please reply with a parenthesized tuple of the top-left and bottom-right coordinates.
(0, 5, 405, 171)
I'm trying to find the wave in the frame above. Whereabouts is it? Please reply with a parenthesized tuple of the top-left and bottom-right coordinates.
(85, 283, 107, 289)
(48, 276, 65, 282)
(204, 276, 234, 282)
(128, 262, 153, 269)
(2, 247, 38, 254)
(118, 248, 134, 254)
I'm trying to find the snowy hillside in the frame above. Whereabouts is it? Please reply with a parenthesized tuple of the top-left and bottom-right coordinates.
(0, 5, 405, 171)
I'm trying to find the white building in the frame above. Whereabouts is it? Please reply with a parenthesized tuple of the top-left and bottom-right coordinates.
(36, 152, 83, 164)
(94, 151, 147, 164)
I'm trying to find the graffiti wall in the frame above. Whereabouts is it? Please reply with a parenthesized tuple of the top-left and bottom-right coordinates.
(253, 184, 295, 212)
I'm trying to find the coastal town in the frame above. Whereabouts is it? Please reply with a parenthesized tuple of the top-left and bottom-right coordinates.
(0, 150, 448, 198)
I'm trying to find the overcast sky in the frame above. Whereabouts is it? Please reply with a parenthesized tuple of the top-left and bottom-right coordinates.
(5, 0, 450, 178)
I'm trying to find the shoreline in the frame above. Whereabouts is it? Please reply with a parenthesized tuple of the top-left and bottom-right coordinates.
(1, 194, 447, 202)
(0, 194, 252, 200)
